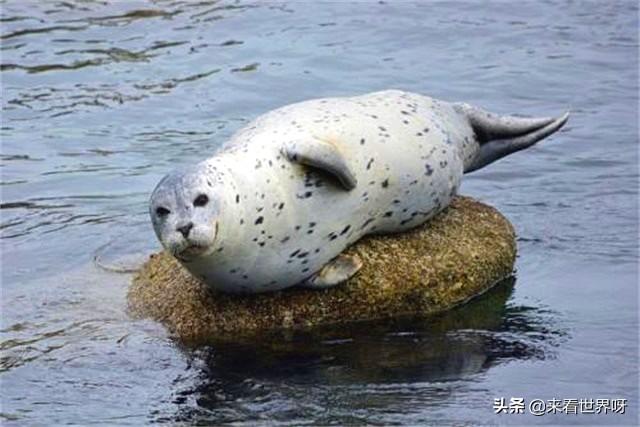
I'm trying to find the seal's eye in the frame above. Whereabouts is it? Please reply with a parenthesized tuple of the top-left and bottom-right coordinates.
(156, 206, 170, 217)
(193, 194, 209, 207)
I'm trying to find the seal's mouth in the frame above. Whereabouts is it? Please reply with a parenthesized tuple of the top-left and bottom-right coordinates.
(173, 222, 218, 262)
(176, 244, 209, 262)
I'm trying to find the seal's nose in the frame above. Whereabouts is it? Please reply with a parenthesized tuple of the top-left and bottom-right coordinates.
(177, 222, 193, 238)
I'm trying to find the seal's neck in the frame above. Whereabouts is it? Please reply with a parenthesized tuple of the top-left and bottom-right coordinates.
(202, 156, 249, 255)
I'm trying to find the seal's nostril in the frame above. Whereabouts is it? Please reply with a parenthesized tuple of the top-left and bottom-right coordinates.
(177, 222, 193, 238)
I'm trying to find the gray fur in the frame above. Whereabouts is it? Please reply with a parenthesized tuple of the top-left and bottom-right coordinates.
(456, 103, 570, 173)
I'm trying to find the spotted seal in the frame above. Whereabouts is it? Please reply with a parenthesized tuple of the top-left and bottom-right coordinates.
(150, 90, 568, 293)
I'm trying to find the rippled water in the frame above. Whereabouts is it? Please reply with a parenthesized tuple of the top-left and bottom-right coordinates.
(1, 1, 638, 425)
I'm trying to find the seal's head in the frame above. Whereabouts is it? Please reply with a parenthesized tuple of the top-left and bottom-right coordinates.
(150, 166, 221, 262)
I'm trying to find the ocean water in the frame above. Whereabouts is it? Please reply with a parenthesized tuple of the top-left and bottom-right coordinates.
(1, 1, 638, 425)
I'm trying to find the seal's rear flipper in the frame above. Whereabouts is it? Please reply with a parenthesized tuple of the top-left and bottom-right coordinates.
(283, 138, 358, 190)
(456, 103, 570, 173)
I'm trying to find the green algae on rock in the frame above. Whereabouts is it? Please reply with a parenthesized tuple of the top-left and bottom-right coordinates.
(128, 196, 517, 343)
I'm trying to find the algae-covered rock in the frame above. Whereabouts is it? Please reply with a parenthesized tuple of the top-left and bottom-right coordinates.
(128, 196, 516, 343)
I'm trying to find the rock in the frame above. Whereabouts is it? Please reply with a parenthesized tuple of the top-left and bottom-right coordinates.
(128, 196, 516, 344)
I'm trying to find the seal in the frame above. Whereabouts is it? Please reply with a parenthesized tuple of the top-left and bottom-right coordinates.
(150, 90, 568, 293)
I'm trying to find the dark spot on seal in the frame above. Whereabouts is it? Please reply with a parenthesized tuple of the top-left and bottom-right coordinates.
(295, 225, 301, 231)
(360, 138, 365, 145)
(304, 174, 314, 188)
(259, 242, 265, 247)
(309, 222, 316, 227)
(290, 249, 300, 257)
(255, 216, 264, 225)
(278, 202, 285, 210)
(281, 236, 290, 243)
(236, 194, 240, 203)
(366, 158, 374, 170)
(384, 211, 393, 217)
(425, 164, 434, 176)
(381, 179, 389, 188)
(440, 160, 448, 168)
(360, 218, 374, 230)
(297, 251, 309, 258)
(340, 225, 351, 235)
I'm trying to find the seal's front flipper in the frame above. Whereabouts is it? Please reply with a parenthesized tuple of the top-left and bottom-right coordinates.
(456, 103, 570, 173)
(301, 254, 363, 289)
(283, 138, 357, 190)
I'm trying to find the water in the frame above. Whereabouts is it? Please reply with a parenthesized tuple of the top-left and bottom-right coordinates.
(1, 1, 638, 424)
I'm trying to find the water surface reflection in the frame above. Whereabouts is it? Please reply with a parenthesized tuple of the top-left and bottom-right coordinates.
(165, 279, 567, 424)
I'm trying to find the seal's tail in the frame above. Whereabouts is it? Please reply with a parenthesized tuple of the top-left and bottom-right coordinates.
(456, 103, 570, 173)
